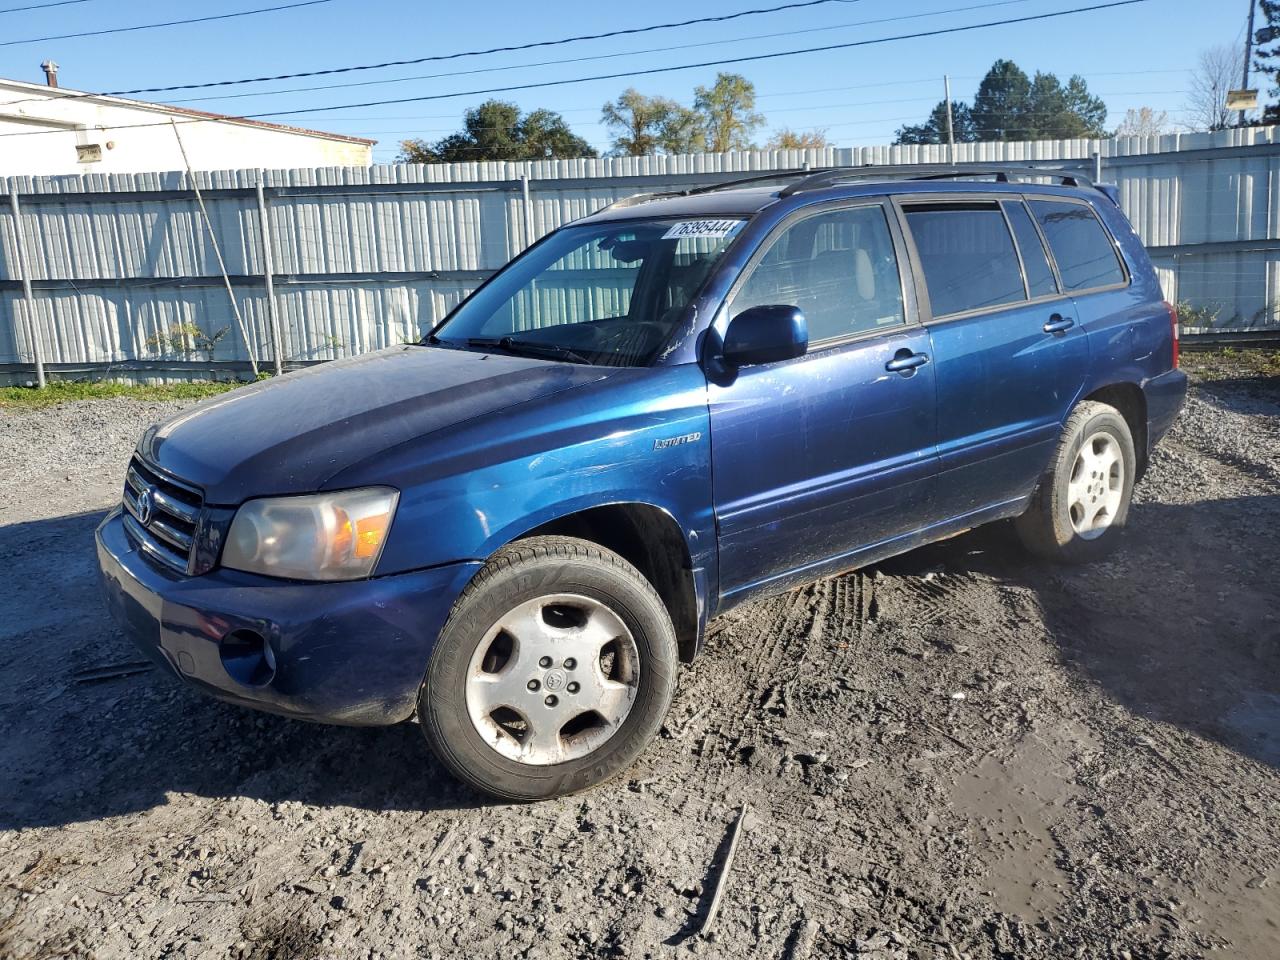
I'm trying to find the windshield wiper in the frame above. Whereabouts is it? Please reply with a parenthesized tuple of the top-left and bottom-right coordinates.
(465, 336, 592, 365)
(420, 333, 467, 349)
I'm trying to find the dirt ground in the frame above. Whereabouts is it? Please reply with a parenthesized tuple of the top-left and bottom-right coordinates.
(1, 352, 1278, 960)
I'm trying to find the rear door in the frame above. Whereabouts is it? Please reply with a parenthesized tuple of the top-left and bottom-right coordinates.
(896, 196, 1090, 522)
(1026, 197, 1138, 369)
(706, 200, 938, 604)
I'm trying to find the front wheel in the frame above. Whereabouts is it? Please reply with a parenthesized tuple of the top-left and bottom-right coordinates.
(419, 536, 678, 801)
(1015, 400, 1137, 563)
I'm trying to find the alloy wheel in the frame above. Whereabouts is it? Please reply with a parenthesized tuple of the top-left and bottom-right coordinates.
(463, 594, 640, 765)
(1067, 431, 1124, 540)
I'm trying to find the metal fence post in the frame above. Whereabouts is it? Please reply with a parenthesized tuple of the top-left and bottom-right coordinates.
(256, 173, 284, 377)
(520, 173, 535, 250)
(7, 190, 45, 388)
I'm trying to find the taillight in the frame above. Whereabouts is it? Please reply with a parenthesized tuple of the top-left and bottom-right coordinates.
(1163, 300, 1180, 369)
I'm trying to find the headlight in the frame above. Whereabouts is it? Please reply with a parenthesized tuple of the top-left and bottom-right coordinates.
(222, 487, 399, 581)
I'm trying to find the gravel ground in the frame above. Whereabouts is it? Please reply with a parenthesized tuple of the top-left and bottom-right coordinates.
(1, 353, 1278, 960)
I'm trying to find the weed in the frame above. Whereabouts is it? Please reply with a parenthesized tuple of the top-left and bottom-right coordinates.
(145, 321, 230, 361)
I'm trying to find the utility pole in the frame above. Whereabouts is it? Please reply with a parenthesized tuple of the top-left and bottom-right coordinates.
(944, 74, 956, 164)
(1241, 0, 1258, 127)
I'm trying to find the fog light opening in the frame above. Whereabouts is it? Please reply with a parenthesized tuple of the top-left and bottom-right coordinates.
(220, 629, 277, 688)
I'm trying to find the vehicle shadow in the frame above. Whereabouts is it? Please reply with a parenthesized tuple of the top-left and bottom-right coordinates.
(0, 510, 481, 832)
(2, 494, 1276, 832)
(875, 494, 1280, 771)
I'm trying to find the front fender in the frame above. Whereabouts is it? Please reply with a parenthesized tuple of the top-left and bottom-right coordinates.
(327, 364, 716, 579)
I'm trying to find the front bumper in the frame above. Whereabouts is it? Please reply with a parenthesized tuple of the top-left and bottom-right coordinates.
(95, 508, 480, 725)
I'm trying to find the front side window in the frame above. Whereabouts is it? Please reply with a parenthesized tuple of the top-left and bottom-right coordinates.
(903, 203, 1026, 318)
(1030, 199, 1126, 292)
(434, 217, 744, 366)
(732, 205, 905, 343)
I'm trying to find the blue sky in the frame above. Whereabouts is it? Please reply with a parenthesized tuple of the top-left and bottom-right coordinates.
(0, 0, 1254, 161)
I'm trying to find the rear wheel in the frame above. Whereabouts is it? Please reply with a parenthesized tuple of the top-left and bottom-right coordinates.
(1015, 400, 1136, 563)
(419, 536, 678, 801)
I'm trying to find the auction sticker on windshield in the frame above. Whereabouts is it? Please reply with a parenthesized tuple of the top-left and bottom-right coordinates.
(661, 219, 744, 240)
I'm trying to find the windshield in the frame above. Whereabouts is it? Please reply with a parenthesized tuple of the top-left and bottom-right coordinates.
(432, 217, 746, 366)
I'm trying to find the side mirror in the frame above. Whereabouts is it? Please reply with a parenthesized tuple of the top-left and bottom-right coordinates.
(722, 305, 808, 367)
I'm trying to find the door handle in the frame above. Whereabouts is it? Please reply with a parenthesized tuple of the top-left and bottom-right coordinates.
(885, 350, 930, 374)
(1044, 314, 1075, 334)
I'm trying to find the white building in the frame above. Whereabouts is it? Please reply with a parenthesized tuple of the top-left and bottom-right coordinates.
(0, 66, 374, 176)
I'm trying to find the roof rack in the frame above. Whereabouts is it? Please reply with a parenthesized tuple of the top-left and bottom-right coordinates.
(682, 167, 821, 196)
(596, 162, 1096, 214)
(597, 190, 684, 212)
(598, 168, 817, 212)
(776, 163, 1094, 198)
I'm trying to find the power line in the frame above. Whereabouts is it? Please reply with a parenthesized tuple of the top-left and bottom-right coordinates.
(307, 81, 955, 123)
(0, 0, 336, 47)
(247, 0, 1161, 121)
(313, 82, 1213, 153)
(165, 0, 1037, 107)
(0, 0, 93, 13)
(0, 0, 1160, 140)
(314, 70, 1190, 125)
(99, 0, 863, 98)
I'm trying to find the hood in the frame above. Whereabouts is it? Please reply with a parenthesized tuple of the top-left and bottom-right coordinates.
(138, 346, 607, 504)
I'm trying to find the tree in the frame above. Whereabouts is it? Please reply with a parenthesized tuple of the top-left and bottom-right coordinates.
(398, 100, 596, 163)
(694, 72, 765, 152)
(1114, 106, 1171, 137)
(766, 127, 833, 149)
(657, 105, 705, 154)
(1187, 44, 1243, 131)
(520, 108, 596, 160)
(601, 89, 679, 156)
(1045, 74, 1108, 138)
(898, 61, 1109, 144)
(971, 59, 1033, 141)
(600, 90, 706, 156)
(894, 101, 975, 145)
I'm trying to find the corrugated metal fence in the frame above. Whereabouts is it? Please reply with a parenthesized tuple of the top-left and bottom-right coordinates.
(3, 126, 1279, 382)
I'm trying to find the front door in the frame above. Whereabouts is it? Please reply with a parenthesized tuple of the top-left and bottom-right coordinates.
(706, 200, 939, 605)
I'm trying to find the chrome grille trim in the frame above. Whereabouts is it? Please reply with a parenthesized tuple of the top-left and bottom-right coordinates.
(121, 456, 204, 574)
(127, 465, 200, 523)
(122, 512, 189, 573)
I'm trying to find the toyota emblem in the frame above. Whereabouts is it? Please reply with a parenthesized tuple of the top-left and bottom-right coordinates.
(136, 486, 156, 526)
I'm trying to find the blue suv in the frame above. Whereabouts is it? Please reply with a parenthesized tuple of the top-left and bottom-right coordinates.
(96, 165, 1187, 800)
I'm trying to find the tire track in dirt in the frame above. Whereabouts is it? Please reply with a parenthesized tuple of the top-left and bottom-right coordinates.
(3, 358, 1280, 959)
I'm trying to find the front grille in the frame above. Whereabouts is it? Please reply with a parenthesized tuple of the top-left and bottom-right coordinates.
(121, 457, 204, 574)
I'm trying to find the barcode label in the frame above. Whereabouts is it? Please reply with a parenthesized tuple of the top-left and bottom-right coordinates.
(661, 219, 743, 240)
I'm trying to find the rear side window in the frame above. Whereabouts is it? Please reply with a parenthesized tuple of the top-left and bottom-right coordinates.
(1003, 201, 1058, 298)
(903, 203, 1025, 317)
(733, 204, 906, 343)
(1030, 199, 1126, 291)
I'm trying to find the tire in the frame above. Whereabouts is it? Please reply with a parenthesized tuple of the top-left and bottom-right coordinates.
(419, 535, 678, 801)
(1015, 400, 1137, 564)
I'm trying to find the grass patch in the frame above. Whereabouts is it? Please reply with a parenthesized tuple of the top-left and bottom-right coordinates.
(0, 379, 244, 409)
(1183, 348, 1280, 382)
